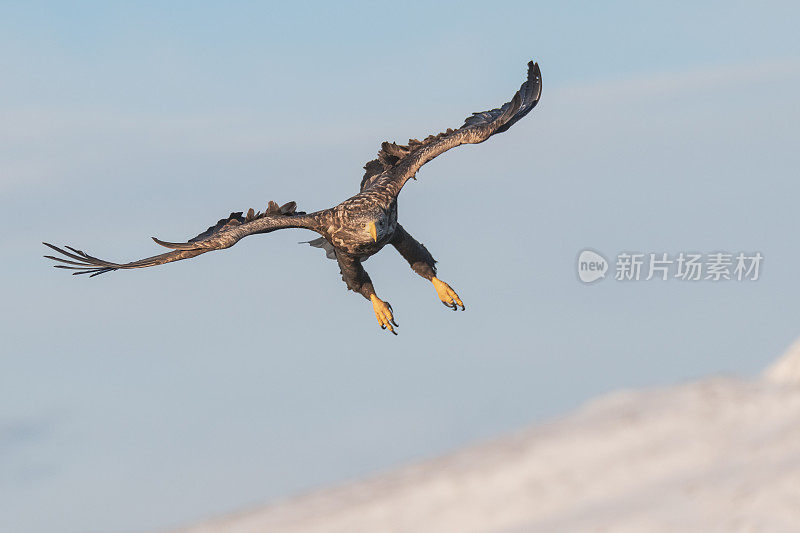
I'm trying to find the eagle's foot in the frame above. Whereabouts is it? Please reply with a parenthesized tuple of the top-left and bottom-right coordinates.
(432, 277, 465, 311)
(370, 294, 398, 335)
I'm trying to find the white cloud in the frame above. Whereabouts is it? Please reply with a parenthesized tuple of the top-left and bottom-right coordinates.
(555, 58, 800, 103)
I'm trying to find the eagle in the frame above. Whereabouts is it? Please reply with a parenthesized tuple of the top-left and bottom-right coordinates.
(44, 61, 542, 335)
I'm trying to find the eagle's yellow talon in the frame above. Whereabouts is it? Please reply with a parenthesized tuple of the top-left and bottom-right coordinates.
(370, 294, 398, 335)
(431, 277, 465, 311)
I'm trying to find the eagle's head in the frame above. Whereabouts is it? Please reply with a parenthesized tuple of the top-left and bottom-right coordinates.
(364, 212, 391, 243)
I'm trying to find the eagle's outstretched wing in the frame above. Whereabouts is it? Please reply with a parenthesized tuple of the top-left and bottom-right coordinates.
(360, 61, 541, 192)
(44, 201, 319, 276)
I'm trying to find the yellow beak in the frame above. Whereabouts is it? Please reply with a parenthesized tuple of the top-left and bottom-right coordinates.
(367, 221, 378, 242)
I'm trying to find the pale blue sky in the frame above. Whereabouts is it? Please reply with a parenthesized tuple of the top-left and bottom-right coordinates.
(2, 2, 800, 532)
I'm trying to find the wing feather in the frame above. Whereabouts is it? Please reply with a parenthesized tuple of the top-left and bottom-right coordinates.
(44, 201, 319, 277)
(360, 61, 541, 191)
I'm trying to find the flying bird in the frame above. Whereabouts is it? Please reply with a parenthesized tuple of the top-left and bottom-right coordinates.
(44, 61, 542, 334)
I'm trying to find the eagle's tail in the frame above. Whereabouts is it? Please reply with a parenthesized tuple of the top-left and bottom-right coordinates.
(301, 237, 337, 260)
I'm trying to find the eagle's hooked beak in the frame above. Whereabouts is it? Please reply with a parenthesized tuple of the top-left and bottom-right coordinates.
(366, 221, 378, 242)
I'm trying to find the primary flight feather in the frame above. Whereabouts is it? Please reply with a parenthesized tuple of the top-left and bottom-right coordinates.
(45, 61, 542, 334)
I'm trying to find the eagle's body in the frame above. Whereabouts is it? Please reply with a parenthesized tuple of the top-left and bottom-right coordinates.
(321, 188, 399, 257)
(45, 61, 542, 334)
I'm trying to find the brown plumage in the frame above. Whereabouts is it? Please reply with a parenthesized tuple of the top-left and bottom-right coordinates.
(44, 61, 542, 334)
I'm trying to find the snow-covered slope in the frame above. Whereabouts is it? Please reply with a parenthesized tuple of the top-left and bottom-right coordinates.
(764, 339, 800, 385)
(171, 347, 800, 533)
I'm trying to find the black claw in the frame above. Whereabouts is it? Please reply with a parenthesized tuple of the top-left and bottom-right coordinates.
(390, 329, 398, 336)
(380, 324, 385, 330)
(391, 319, 399, 327)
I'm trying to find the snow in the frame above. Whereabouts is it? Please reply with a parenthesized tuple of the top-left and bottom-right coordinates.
(764, 339, 800, 385)
(170, 348, 800, 533)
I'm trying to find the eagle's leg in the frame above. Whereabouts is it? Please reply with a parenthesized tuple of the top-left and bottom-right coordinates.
(390, 224, 465, 311)
(337, 253, 398, 335)
(431, 278, 465, 311)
